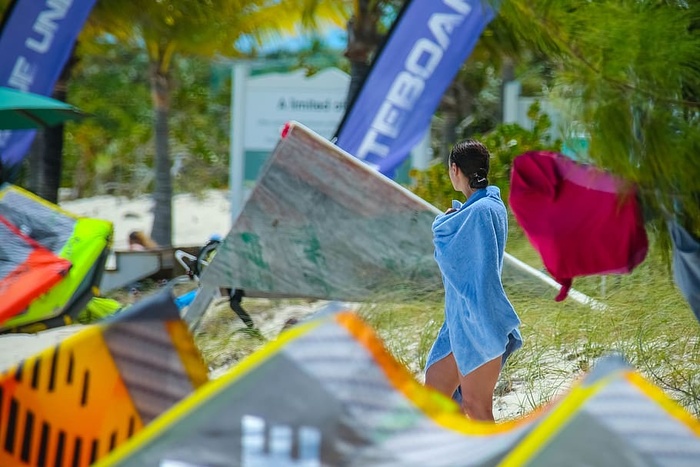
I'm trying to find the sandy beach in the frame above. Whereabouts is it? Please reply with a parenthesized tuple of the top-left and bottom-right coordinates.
(0, 325, 85, 373)
(61, 189, 234, 250)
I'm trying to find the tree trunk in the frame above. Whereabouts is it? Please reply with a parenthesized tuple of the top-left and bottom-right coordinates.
(39, 80, 67, 203)
(149, 63, 173, 248)
(346, 59, 371, 107)
(73, 149, 90, 199)
(24, 50, 76, 203)
(25, 133, 44, 194)
(342, 3, 382, 107)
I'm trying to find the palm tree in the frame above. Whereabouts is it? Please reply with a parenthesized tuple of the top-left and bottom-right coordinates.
(88, 0, 349, 247)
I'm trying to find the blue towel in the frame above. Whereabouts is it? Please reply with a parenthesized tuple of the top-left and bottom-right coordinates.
(426, 186, 522, 377)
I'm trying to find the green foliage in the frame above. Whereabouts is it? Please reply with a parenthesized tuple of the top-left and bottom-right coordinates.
(63, 42, 232, 198)
(499, 0, 700, 243)
(410, 102, 562, 209)
(63, 42, 152, 197)
(169, 56, 231, 193)
(475, 101, 562, 200)
(408, 162, 453, 212)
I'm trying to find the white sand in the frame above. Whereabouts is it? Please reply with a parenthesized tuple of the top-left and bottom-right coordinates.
(0, 325, 85, 373)
(61, 189, 233, 250)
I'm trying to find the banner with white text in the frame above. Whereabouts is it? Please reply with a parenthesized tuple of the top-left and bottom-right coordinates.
(0, 0, 97, 168)
(334, 0, 495, 178)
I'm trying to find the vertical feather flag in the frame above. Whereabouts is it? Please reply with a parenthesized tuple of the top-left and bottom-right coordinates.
(334, 0, 496, 178)
(0, 0, 97, 168)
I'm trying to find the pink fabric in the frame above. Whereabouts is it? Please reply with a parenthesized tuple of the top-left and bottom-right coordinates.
(509, 151, 648, 301)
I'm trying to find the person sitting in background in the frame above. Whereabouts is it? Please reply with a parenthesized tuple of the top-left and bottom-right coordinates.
(128, 230, 159, 251)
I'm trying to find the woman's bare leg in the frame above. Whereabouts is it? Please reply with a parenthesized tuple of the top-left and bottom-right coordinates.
(424, 353, 460, 398)
(426, 353, 503, 421)
(458, 355, 502, 421)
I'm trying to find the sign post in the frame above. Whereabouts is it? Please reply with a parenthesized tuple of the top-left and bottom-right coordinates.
(230, 62, 250, 222)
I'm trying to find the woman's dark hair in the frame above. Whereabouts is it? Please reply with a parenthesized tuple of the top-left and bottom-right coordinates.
(449, 139, 490, 189)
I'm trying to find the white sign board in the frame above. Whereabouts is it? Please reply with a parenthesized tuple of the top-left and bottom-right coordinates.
(243, 68, 350, 151)
(230, 64, 350, 220)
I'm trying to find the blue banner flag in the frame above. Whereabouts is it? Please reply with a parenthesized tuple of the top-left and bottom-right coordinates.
(0, 0, 97, 168)
(334, 0, 495, 177)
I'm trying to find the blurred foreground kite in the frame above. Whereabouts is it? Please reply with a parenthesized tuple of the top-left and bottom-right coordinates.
(103, 305, 700, 466)
(0, 215, 71, 323)
(1, 296, 699, 465)
(0, 184, 113, 332)
(0, 290, 207, 466)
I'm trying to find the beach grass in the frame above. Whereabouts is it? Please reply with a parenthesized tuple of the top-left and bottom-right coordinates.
(193, 218, 700, 419)
(360, 219, 700, 419)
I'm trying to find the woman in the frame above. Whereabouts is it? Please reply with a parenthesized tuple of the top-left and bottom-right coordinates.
(424, 139, 522, 421)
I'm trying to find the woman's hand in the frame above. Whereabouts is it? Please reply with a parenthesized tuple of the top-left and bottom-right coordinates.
(445, 207, 457, 214)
